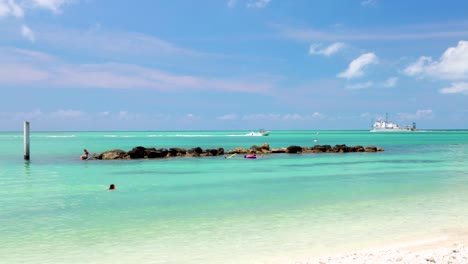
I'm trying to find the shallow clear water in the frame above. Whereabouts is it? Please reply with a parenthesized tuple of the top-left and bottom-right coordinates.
(1, 130, 468, 264)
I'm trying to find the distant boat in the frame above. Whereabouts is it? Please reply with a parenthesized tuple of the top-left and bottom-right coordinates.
(370, 113, 417, 132)
(246, 129, 271, 136)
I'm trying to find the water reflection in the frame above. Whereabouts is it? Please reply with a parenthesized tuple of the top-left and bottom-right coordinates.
(23, 160, 31, 177)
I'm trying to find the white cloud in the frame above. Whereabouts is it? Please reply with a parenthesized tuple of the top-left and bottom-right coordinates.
(242, 113, 281, 121)
(0, 48, 276, 94)
(21, 25, 35, 42)
(0, 108, 85, 120)
(282, 114, 304, 120)
(0, 109, 42, 120)
(0, 0, 24, 17)
(404, 40, 468, 80)
(247, 0, 270, 8)
(439, 82, 468, 95)
(0, 0, 71, 17)
(98, 111, 111, 117)
(0, 63, 49, 82)
(309, 42, 345, 57)
(398, 109, 433, 120)
(311, 112, 325, 119)
(227, 0, 236, 8)
(217, 113, 238, 120)
(1, 47, 54, 62)
(50, 109, 83, 118)
(382, 77, 398, 87)
(241, 112, 325, 121)
(345, 81, 373, 89)
(27, 0, 69, 14)
(0, 1, 8, 16)
(185, 113, 200, 120)
(278, 23, 468, 42)
(403, 56, 431, 76)
(1, 0, 73, 42)
(361, 0, 377, 7)
(118, 111, 133, 120)
(41, 28, 214, 59)
(338, 52, 378, 79)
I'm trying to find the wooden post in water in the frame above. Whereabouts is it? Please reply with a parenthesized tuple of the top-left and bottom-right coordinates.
(24, 121, 30, 160)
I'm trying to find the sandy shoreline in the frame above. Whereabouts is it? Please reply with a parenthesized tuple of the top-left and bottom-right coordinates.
(292, 236, 468, 264)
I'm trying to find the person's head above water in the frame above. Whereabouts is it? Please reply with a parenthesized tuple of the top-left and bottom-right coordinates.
(109, 184, 115, 190)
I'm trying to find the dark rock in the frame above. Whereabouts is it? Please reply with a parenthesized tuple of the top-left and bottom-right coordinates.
(311, 145, 330, 153)
(249, 145, 262, 153)
(271, 148, 287, 153)
(365, 146, 378, 152)
(99, 149, 127, 160)
(127, 146, 146, 159)
(286, 145, 303, 153)
(226, 147, 248, 154)
(205, 148, 220, 156)
(147, 149, 168, 158)
(169, 148, 186, 156)
(96, 144, 383, 160)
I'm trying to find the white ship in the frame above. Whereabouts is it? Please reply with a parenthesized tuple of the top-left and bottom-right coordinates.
(370, 113, 417, 132)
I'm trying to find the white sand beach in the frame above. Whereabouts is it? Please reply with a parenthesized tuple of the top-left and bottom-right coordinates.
(296, 236, 468, 264)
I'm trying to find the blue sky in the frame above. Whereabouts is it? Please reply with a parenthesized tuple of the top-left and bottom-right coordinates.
(1, 0, 468, 131)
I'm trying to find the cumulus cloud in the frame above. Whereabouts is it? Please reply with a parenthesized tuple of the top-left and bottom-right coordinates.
(0, 0, 24, 17)
(309, 42, 345, 57)
(247, 0, 270, 8)
(382, 77, 398, 87)
(345, 81, 373, 90)
(338, 52, 378, 79)
(21, 25, 35, 42)
(404, 40, 468, 80)
(439, 82, 468, 95)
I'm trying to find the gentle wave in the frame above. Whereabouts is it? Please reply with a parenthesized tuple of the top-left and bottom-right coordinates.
(173, 134, 213, 137)
(103, 135, 136, 138)
(227, 134, 266, 137)
(45, 135, 76, 138)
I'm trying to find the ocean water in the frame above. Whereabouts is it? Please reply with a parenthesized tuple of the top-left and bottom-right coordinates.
(1, 130, 468, 264)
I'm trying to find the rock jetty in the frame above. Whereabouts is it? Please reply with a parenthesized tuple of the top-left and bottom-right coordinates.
(92, 143, 383, 160)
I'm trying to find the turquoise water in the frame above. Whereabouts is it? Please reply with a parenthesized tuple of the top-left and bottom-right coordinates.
(1, 130, 468, 264)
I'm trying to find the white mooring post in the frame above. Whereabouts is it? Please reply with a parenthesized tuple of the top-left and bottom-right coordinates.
(24, 121, 30, 160)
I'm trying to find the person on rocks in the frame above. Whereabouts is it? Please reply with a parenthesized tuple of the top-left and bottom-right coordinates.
(80, 149, 90, 160)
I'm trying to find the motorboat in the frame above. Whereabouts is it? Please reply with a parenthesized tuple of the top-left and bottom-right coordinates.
(246, 129, 271, 136)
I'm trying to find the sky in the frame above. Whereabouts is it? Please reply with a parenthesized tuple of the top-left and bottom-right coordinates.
(1, 0, 468, 131)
